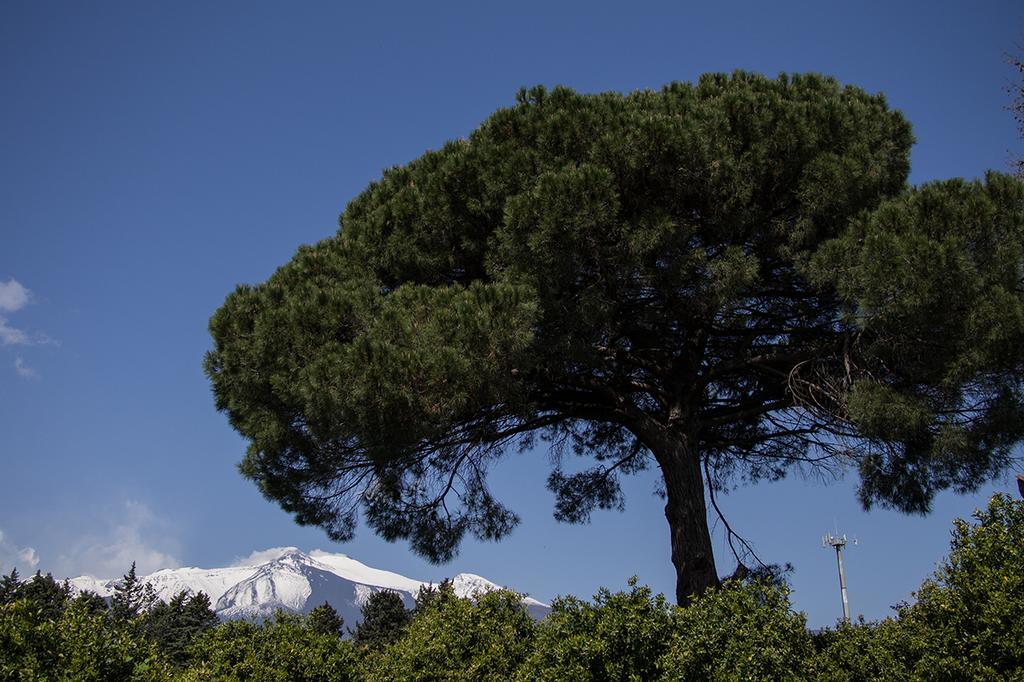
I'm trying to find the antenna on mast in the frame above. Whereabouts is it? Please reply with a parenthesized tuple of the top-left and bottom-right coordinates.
(823, 531, 857, 623)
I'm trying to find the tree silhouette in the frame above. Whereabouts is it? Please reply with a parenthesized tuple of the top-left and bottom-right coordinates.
(208, 73, 1024, 603)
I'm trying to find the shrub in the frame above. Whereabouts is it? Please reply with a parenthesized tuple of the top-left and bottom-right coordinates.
(810, 618, 913, 682)
(813, 493, 1024, 681)
(365, 587, 535, 681)
(180, 612, 358, 682)
(0, 598, 170, 681)
(656, 580, 813, 681)
(892, 493, 1024, 679)
(518, 577, 674, 681)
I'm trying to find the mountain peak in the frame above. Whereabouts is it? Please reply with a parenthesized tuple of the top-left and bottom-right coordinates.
(68, 548, 549, 625)
(266, 548, 316, 565)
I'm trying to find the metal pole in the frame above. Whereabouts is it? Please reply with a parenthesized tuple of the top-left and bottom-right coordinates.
(835, 543, 850, 623)
(823, 532, 854, 624)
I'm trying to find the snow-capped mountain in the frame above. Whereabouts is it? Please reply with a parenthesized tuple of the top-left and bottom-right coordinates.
(68, 548, 548, 625)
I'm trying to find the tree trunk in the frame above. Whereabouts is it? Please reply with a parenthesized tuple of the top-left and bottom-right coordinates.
(647, 430, 720, 606)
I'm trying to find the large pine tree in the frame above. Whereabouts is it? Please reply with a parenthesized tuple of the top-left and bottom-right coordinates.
(206, 72, 1024, 604)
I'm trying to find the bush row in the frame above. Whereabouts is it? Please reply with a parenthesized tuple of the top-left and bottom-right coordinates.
(2, 493, 1021, 681)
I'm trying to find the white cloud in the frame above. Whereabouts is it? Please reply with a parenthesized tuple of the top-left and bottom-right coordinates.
(17, 547, 39, 569)
(0, 316, 29, 346)
(230, 547, 298, 567)
(0, 279, 57, 352)
(14, 357, 36, 379)
(55, 500, 182, 578)
(0, 279, 30, 312)
(0, 529, 40, 575)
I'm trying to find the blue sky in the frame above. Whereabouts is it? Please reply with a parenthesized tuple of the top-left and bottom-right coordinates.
(1, 0, 1022, 628)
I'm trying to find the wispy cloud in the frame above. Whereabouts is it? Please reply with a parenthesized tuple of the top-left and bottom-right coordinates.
(55, 500, 182, 578)
(0, 279, 56, 360)
(0, 317, 29, 346)
(0, 279, 30, 313)
(14, 357, 37, 379)
(0, 529, 40, 575)
(230, 547, 298, 567)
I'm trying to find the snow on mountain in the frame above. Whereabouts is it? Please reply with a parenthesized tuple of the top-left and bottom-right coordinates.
(448, 572, 550, 620)
(68, 547, 549, 624)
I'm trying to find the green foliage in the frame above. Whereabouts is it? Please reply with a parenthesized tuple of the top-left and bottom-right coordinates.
(1, 496, 1022, 681)
(657, 580, 813, 681)
(307, 601, 344, 638)
(0, 597, 170, 681)
(1, 598, 60, 680)
(111, 562, 159, 624)
(351, 590, 411, 650)
(6, 571, 71, 622)
(73, 589, 110, 615)
(206, 70, 1024, 602)
(0, 568, 20, 605)
(893, 492, 1024, 679)
(811, 176, 1024, 514)
(518, 578, 674, 681)
(412, 578, 453, 614)
(180, 612, 358, 682)
(810, 619, 914, 682)
(365, 588, 535, 681)
(143, 591, 219, 667)
(813, 493, 1024, 680)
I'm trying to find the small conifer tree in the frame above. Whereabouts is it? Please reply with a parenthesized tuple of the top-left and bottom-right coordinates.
(307, 601, 344, 638)
(0, 568, 20, 604)
(144, 590, 219, 666)
(110, 562, 158, 623)
(18, 572, 71, 621)
(351, 590, 410, 649)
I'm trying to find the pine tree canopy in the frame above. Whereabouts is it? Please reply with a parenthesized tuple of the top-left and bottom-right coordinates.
(206, 72, 1024, 603)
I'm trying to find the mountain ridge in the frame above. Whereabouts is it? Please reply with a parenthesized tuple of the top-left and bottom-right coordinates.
(68, 547, 549, 625)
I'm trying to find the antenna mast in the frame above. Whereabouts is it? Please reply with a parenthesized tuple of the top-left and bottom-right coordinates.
(823, 532, 856, 623)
